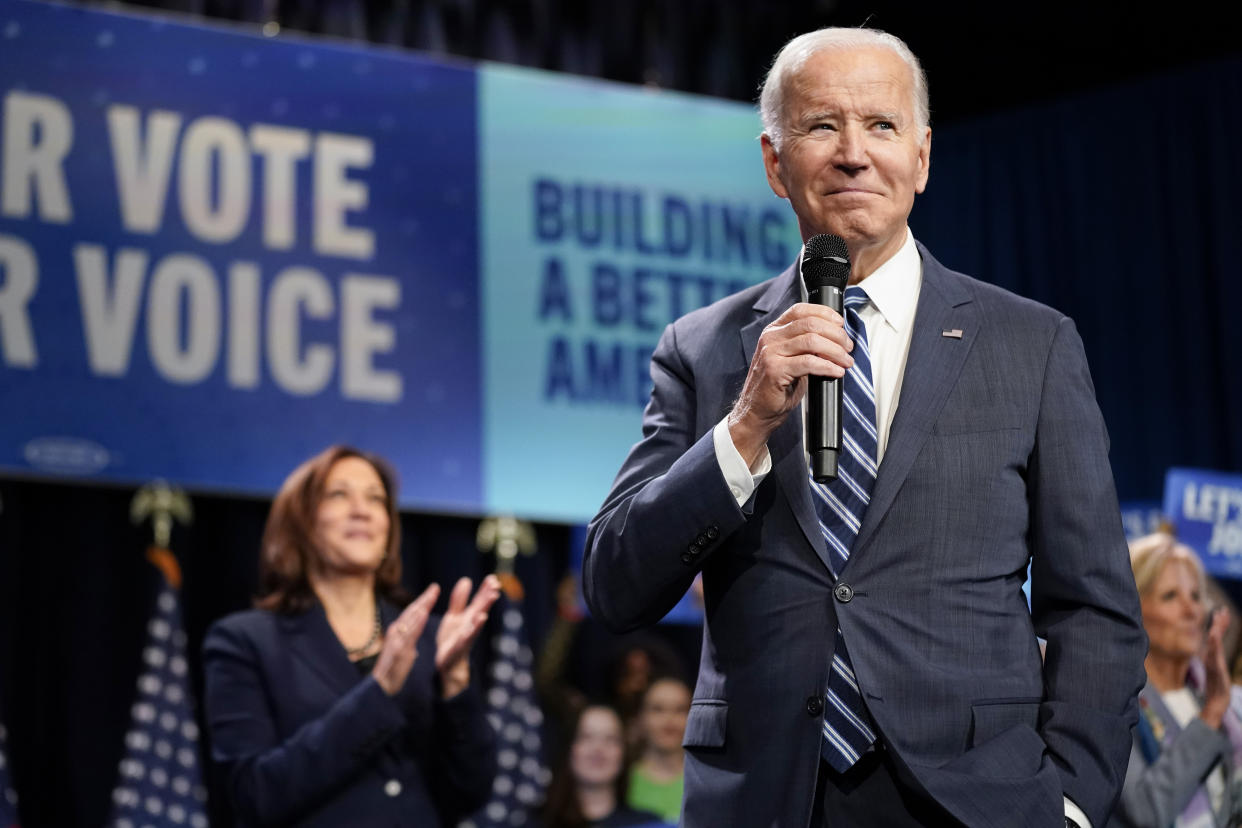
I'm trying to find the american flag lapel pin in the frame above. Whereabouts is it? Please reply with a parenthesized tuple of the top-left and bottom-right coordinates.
(941, 329, 964, 339)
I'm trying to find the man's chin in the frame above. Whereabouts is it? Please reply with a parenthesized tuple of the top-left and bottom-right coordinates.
(812, 225, 881, 249)
(803, 210, 883, 240)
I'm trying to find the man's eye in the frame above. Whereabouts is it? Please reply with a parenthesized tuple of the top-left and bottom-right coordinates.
(875, 121, 894, 130)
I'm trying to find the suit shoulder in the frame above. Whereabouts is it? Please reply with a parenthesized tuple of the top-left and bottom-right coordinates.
(673, 275, 778, 330)
(204, 607, 280, 650)
(975, 278, 1063, 321)
(664, 274, 781, 358)
(653, 277, 778, 379)
(930, 259, 1070, 342)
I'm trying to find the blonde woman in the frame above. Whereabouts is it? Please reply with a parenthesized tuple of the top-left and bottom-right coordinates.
(1111, 533, 1242, 827)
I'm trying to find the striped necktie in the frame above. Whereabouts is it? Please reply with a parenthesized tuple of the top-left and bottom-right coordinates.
(811, 285, 879, 772)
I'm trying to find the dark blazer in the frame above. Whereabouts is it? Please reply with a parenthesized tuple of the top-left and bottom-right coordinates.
(584, 243, 1147, 828)
(203, 601, 496, 827)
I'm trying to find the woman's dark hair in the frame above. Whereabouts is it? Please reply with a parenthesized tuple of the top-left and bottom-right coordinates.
(255, 445, 408, 613)
(605, 633, 689, 721)
(540, 703, 631, 828)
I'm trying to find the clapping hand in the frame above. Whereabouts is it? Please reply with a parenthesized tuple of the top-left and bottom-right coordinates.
(1201, 606, 1232, 729)
(436, 575, 502, 698)
(372, 584, 440, 697)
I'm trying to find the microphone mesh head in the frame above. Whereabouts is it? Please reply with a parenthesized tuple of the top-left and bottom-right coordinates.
(805, 233, 848, 262)
(802, 234, 849, 290)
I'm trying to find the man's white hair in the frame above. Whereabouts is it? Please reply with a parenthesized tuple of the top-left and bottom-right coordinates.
(759, 27, 930, 151)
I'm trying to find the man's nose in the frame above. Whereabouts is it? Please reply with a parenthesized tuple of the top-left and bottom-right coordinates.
(833, 125, 869, 172)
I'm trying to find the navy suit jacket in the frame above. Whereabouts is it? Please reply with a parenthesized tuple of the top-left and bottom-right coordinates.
(584, 243, 1147, 828)
(203, 601, 496, 827)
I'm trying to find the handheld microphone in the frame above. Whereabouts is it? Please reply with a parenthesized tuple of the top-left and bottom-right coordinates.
(801, 234, 850, 483)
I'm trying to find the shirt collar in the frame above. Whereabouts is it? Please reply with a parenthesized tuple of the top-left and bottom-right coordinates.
(857, 228, 921, 336)
(796, 227, 922, 336)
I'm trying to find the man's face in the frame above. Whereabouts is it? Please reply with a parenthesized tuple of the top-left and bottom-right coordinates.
(762, 46, 931, 272)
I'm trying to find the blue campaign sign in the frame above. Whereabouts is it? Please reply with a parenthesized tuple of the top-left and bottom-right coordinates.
(0, 1, 481, 510)
(1119, 499, 1164, 541)
(1163, 467, 1242, 579)
(0, 2, 800, 522)
(478, 64, 802, 522)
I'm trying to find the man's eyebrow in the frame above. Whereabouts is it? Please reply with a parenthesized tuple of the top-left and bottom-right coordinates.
(795, 109, 905, 123)
(795, 109, 839, 124)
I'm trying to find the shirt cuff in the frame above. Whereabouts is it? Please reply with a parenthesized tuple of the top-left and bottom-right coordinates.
(1064, 796, 1091, 828)
(713, 417, 771, 507)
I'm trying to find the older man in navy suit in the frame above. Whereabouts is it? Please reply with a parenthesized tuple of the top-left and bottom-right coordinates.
(584, 27, 1146, 828)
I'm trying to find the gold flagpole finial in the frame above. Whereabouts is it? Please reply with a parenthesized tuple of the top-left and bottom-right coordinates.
(476, 515, 536, 601)
(130, 481, 193, 588)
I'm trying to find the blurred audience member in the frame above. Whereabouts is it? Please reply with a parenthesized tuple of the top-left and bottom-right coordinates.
(536, 574, 591, 749)
(202, 445, 501, 827)
(626, 677, 690, 824)
(536, 577, 692, 758)
(604, 635, 686, 749)
(1110, 532, 1242, 827)
(541, 704, 668, 828)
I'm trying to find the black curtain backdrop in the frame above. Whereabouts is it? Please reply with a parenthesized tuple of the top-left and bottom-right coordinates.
(910, 55, 1242, 500)
(2, 54, 1240, 828)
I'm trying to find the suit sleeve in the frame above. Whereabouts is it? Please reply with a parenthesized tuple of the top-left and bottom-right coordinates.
(202, 619, 407, 826)
(428, 682, 497, 820)
(584, 322, 749, 632)
(1027, 317, 1148, 827)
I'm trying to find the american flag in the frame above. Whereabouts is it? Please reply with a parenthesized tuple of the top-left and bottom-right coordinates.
(460, 595, 549, 828)
(0, 718, 18, 828)
(108, 571, 209, 828)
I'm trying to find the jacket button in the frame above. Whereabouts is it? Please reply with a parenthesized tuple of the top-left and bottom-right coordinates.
(384, 779, 402, 797)
(695, 534, 708, 546)
(834, 583, 854, 603)
(707, 525, 719, 539)
(680, 553, 693, 564)
(687, 544, 701, 555)
(806, 695, 824, 716)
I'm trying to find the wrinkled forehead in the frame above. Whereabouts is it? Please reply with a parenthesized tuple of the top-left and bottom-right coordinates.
(785, 46, 916, 117)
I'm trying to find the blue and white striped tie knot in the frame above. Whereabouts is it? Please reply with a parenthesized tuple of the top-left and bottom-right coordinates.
(844, 285, 870, 311)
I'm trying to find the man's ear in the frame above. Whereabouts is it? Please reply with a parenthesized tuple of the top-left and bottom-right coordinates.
(915, 128, 931, 194)
(761, 134, 789, 200)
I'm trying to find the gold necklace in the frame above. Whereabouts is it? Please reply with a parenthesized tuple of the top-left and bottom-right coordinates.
(345, 604, 382, 658)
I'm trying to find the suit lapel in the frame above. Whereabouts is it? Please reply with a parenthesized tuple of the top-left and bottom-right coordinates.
(740, 264, 829, 567)
(852, 244, 979, 558)
(283, 603, 364, 699)
(285, 600, 407, 776)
